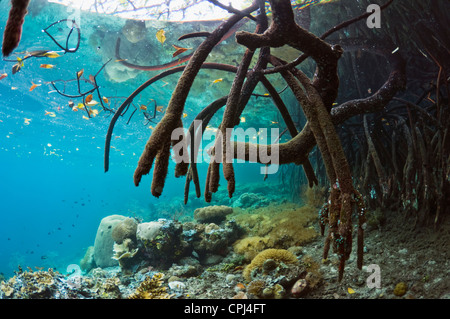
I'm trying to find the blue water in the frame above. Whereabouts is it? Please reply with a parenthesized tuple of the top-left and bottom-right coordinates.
(0, 2, 279, 278)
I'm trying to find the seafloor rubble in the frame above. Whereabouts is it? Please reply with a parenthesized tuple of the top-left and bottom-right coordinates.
(1, 186, 449, 299)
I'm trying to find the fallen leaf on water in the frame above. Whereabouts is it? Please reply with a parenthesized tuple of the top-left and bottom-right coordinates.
(40, 64, 55, 69)
(347, 287, 355, 294)
(211, 78, 223, 84)
(85, 94, 93, 103)
(77, 69, 84, 79)
(0, 73, 7, 80)
(156, 29, 166, 45)
(43, 51, 61, 58)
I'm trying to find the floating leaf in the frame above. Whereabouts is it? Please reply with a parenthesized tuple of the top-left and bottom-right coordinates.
(43, 51, 61, 58)
(156, 29, 166, 45)
(172, 44, 191, 58)
(77, 69, 84, 79)
(85, 94, 93, 103)
(347, 287, 356, 294)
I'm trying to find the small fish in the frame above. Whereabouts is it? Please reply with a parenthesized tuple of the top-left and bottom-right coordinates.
(89, 74, 95, 83)
(77, 69, 84, 79)
(44, 110, 56, 117)
(115, 58, 127, 62)
(347, 287, 356, 294)
(172, 44, 191, 58)
(40, 64, 55, 69)
(11, 86, 18, 90)
(102, 96, 109, 104)
(270, 121, 278, 124)
(140, 105, 147, 111)
(183, 113, 188, 118)
(0, 73, 7, 80)
(85, 94, 93, 103)
(24, 118, 31, 125)
(156, 105, 164, 112)
(82, 115, 89, 120)
(41, 256, 48, 260)
(367, 88, 372, 94)
(211, 78, 223, 84)
(43, 51, 61, 58)
(148, 125, 154, 130)
(29, 82, 41, 91)
(235, 283, 245, 290)
(156, 29, 166, 45)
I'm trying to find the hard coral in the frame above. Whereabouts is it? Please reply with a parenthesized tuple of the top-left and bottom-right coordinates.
(243, 249, 298, 282)
(112, 217, 138, 244)
(128, 273, 171, 299)
(194, 205, 233, 224)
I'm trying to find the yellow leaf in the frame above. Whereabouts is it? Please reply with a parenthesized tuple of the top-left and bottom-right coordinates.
(77, 69, 84, 79)
(44, 51, 61, 58)
(156, 29, 166, 45)
(347, 287, 355, 294)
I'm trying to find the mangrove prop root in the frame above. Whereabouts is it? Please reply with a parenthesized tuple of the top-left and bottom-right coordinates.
(122, 0, 408, 280)
(133, 2, 259, 194)
(2, 0, 31, 57)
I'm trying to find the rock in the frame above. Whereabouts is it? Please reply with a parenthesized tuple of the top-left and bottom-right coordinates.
(291, 279, 308, 298)
(93, 215, 127, 268)
(194, 205, 233, 224)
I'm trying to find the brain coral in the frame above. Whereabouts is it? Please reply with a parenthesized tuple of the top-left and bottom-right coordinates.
(194, 205, 233, 224)
(112, 217, 138, 244)
(243, 248, 298, 281)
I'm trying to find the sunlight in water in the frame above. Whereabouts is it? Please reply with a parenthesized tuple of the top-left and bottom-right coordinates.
(48, 0, 338, 21)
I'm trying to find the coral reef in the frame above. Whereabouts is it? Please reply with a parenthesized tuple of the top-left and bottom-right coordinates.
(233, 202, 318, 260)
